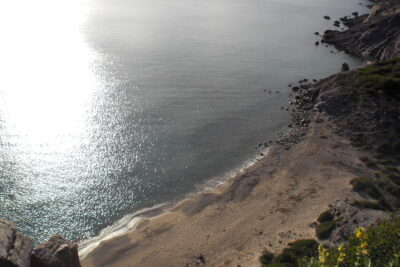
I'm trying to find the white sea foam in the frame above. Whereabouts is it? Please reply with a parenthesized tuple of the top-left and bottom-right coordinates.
(78, 146, 270, 258)
(78, 202, 170, 259)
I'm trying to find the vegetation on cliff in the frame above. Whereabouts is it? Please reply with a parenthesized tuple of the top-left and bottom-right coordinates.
(300, 217, 400, 267)
(358, 59, 400, 98)
(260, 217, 400, 267)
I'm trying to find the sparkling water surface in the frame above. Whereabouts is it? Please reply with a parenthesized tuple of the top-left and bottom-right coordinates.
(0, 0, 370, 242)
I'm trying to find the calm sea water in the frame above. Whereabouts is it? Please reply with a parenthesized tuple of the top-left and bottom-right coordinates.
(0, 0, 369, 243)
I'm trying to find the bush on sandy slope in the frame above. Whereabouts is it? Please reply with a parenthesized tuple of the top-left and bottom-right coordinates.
(260, 239, 318, 267)
(358, 58, 400, 98)
(317, 210, 333, 223)
(298, 217, 400, 267)
(315, 221, 335, 240)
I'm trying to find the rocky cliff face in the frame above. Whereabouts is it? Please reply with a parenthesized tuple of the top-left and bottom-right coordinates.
(323, 0, 400, 61)
(0, 219, 33, 267)
(0, 219, 80, 267)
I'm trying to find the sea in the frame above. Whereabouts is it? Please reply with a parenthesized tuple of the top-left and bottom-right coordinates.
(0, 0, 369, 247)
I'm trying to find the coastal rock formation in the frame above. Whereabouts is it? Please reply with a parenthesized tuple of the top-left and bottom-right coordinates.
(326, 200, 388, 246)
(323, 0, 400, 60)
(0, 219, 80, 267)
(31, 235, 81, 267)
(0, 219, 33, 267)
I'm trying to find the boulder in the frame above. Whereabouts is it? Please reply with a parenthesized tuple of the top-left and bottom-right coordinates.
(333, 20, 341, 27)
(326, 200, 388, 246)
(31, 235, 80, 267)
(341, 63, 350, 72)
(0, 219, 33, 267)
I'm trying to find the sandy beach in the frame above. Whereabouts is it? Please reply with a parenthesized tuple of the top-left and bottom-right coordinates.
(80, 1, 400, 264)
(80, 116, 371, 267)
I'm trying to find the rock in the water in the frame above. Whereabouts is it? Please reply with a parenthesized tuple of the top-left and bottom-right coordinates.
(292, 86, 300, 92)
(315, 41, 320, 46)
(0, 219, 33, 267)
(324, 15, 331, 20)
(333, 20, 341, 27)
(31, 235, 81, 267)
(341, 63, 350, 72)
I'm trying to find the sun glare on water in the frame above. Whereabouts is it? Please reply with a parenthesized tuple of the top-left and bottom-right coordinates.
(0, 0, 101, 196)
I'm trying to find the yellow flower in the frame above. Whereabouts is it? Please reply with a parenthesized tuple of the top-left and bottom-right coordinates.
(338, 245, 345, 252)
(360, 242, 368, 249)
(338, 252, 346, 263)
(318, 245, 329, 265)
(361, 249, 369, 255)
(356, 227, 367, 240)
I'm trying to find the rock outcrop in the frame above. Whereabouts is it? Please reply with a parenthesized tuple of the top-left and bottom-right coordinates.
(0, 219, 33, 267)
(326, 200, 388, 246)
(323, 0, 400, 61)
(0, 219, 80, 267)
(31, 235, 81, 267)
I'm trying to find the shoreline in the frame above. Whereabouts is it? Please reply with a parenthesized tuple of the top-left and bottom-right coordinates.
(80, 2, 389, 266)
(78, 146, 272, 259)
(81, 114, 369, 266)
(0, 0, 399, 265)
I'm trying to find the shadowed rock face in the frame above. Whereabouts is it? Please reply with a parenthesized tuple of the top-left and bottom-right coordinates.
(0, 219, 33, 267)
(323, 0, 400, 61)
(0, 219, 80, 267)
(31, 235, 81, 267)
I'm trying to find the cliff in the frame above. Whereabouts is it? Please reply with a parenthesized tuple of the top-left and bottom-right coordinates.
(0, 219, 81, 267)
(322, 0, 400, 61)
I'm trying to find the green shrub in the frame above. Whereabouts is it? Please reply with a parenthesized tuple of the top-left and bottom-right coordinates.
(316, 221, 335, 239)
(377, 143, 395, 156)
(379, 171, 400, 186)
(383, 166, 400, 174)
(263, 263, 296, 267)
(350, 177, 381, 199)
(298, 216, 400, 267)
(366, 218, 400, 265)
(359, 156, 378, 168)
(260, 250, 274, 265)
(317, 210, 333, 223)
(351, 200, 383, 210)
(350, 136, 365, 147)
(378, 197, 393, 211)
(384, 184, 400, 197)
(378, 158, 397, 165)
(274, 239, 318, 266)
(388, 174, 400, 186)
(358, 59, 400, 98)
